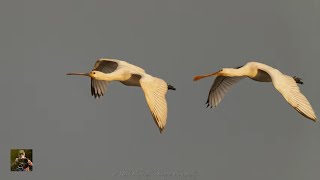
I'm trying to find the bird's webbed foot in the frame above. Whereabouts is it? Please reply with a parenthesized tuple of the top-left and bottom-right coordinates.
(293, 76, 303, 84)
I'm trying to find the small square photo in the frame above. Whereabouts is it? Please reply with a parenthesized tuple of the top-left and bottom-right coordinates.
(10, 149, 33, 172)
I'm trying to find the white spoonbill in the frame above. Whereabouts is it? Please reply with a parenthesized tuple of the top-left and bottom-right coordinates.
(67, 58, 176, 133)
(193, 61, 317, 121)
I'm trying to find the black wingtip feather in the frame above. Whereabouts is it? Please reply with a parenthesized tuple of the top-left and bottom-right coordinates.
(159, 128, 165, 134)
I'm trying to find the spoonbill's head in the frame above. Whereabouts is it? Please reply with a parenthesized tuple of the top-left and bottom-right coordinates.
(217, 67, 246, 77)
(89, 70, 104, 80)
(212, 69, 224, 75)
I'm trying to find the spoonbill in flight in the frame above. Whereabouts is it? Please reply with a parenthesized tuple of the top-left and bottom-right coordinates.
(67, 58, 176, 133)
(193, 61, 317, 121)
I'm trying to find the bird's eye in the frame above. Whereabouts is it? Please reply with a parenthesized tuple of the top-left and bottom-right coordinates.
(93, 72, 96, 74)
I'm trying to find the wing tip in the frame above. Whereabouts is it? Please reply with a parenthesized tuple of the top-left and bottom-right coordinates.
(205, 101, 218, 108)
(159, 127, 165, 134)
(92, 93, 104, 99)
(309, 116, 317, 122)
(296, 105, 317, 122)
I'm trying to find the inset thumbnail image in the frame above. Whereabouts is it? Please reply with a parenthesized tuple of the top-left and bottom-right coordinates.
(10, 149, 33, 171)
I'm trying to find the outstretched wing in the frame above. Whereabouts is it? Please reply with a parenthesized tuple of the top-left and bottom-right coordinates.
(92, 59, 119, 72)
(91, 80, 108, 98)
(91, 60, 119, 98)
(206, 76, 244, 108)
(273, 75, 317, 121)
(140, 75, 168, 133)
(259, 66, 317, 121)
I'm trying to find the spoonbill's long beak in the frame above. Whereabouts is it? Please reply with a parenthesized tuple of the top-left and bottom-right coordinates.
(193, 71, 221, 81)
(66, 72, 90, 76)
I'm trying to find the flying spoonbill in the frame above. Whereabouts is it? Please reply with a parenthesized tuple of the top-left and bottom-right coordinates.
(67, 58, 176, 133)
(193, 61, 317, 121)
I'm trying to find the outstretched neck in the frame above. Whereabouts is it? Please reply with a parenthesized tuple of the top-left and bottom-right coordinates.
(222, 67, 248, 77)
(193, 66, 249, 81)
(95, 70, 131, 81)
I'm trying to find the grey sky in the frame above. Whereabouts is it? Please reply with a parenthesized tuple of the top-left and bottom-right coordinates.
(0, 0, 319, 179)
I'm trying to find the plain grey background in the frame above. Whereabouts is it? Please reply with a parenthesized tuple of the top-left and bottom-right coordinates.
(0, 0, 319, 179)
